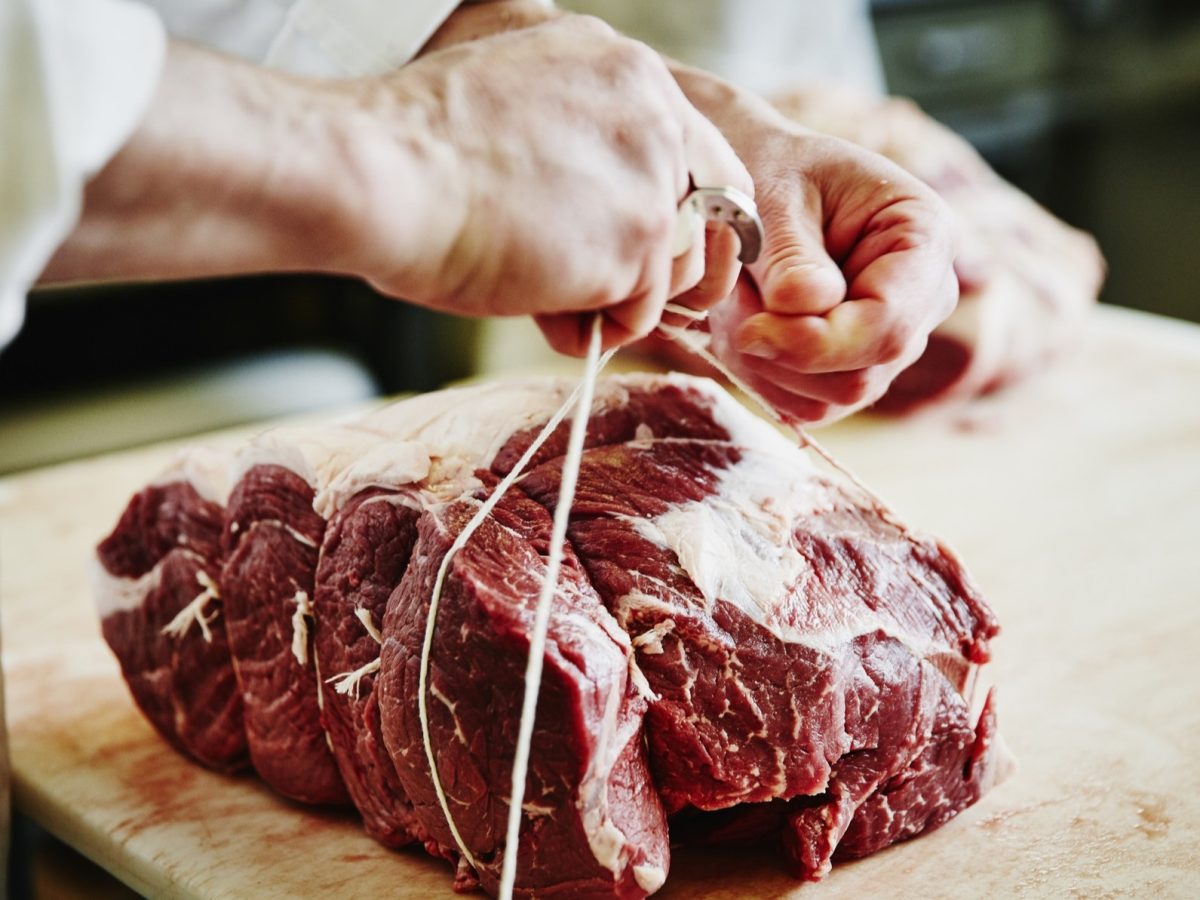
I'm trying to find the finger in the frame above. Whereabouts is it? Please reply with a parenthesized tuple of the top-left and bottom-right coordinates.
(733, 301, 898, 374)
(669, 89, 751, 294)
(566, 232, 675, 356)
(732, 357, 883, 408)
(733, 259, 956, 374)
(604, 236, 675, 343)
(720, 357, 832, 424)
(694, 289, 857, 423)
(748, 183, 847, 316)
(838, 194, 956, 289)
(668, 220, 706, 299)
(536, 255, 671, 355)
(674, 96, 754, 199)
(843, 231, 959, 336)
(672, 221, 741, 312)
(534, 312, 592, 357)
(535, 306, 665, 357)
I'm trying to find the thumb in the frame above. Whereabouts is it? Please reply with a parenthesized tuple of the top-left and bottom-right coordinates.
(749, 200, 847, 316)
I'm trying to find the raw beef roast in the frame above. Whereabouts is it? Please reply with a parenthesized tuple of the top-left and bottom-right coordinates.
(93, 449, 247, 773)
(220, 459, 348, 805)
(312, 487, 425, 847)
(94, 374, 1011, 896)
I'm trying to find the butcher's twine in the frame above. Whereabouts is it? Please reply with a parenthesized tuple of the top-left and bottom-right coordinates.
(355, 606, 384, 643)
(161, 569, 220, 643)
(325, 609, 384, 699)
(496, 314, 606, 898)
(418, 315, 616, 887)
(388, 302, 908, 898)
(290, 590, 313, 667)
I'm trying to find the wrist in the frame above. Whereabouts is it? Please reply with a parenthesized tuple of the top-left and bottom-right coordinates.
(668, 61, 806, 157)
(421, 0, 561, 55)
(223, 71, 369, 277)
(322, 63, 471, 305)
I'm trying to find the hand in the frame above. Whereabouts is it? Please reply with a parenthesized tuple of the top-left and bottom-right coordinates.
(43, 22, 749, 360)
(707, 123, 957, 423)
(772, 84, 1104, 414)
(345, 16, 753, 355)
(669, 68, 958, 423)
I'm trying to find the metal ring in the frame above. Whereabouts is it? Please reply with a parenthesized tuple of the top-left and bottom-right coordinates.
(680, 186, 764, 265)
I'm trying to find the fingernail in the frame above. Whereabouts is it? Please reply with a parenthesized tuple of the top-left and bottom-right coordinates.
(739, 338, 779, 360)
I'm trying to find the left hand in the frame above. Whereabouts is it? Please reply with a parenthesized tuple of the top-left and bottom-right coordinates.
(702, 116, 959, 424)
(423, 14, 960, 422)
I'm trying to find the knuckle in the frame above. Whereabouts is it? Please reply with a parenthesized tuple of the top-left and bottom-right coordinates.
(871, 326, 911, 366)
(624, 39, 669, 79)
(634, 204, 675, 248)
(920, 193, 957, 250)
(624, 210, 650, 247)
(838, 369, 875, 405)
(565, 14, 615, 37)
(658, 116, 688, 155)
(604, 35, 659, 81)
(805, 402, 832, 423)
(889, 97, 923, 119)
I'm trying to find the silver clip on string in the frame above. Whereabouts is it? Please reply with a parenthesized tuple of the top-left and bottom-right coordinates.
(673, 186, 763, 265)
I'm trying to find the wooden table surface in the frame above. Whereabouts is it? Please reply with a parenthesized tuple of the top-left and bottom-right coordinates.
(2, 305, 1198, 898)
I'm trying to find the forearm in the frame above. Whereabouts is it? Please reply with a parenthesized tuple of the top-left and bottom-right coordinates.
(40, 41, 404, 285)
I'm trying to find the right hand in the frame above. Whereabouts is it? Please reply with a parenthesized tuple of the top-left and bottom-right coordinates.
(334, 16, 752, 355)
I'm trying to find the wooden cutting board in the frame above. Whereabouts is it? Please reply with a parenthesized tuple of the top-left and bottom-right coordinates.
(2, 305, 1198, 898)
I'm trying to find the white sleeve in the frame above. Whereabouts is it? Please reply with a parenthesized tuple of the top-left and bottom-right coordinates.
(141, 0, 462, 78)
(264, 0, 462, 77)
(0, 0, 166, 349)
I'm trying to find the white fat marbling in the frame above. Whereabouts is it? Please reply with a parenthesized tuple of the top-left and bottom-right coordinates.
(626, 438, 961, 671)
(569, 594, 655, 883)
(631, 619, 675, 656)
(148, 373, 733, 523)
(91, 554, 164, 617)
(227, 376, 643, 514)
(630, 446, 829, 635)
(151, 446, 234, 504)
(700, 373, 801, 458)
(91, 556, 156, 617)
(312, 441, 431, 518)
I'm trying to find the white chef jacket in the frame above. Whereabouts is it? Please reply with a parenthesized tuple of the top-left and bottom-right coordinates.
(0, 0, 460, 350)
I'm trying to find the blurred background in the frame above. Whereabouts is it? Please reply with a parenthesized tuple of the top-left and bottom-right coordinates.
(2, 0, 1198, 476)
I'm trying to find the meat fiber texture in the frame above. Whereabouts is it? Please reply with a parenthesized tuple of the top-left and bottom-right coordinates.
(771, 84, 1106, 415)
(93, 373, 1012, 896)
